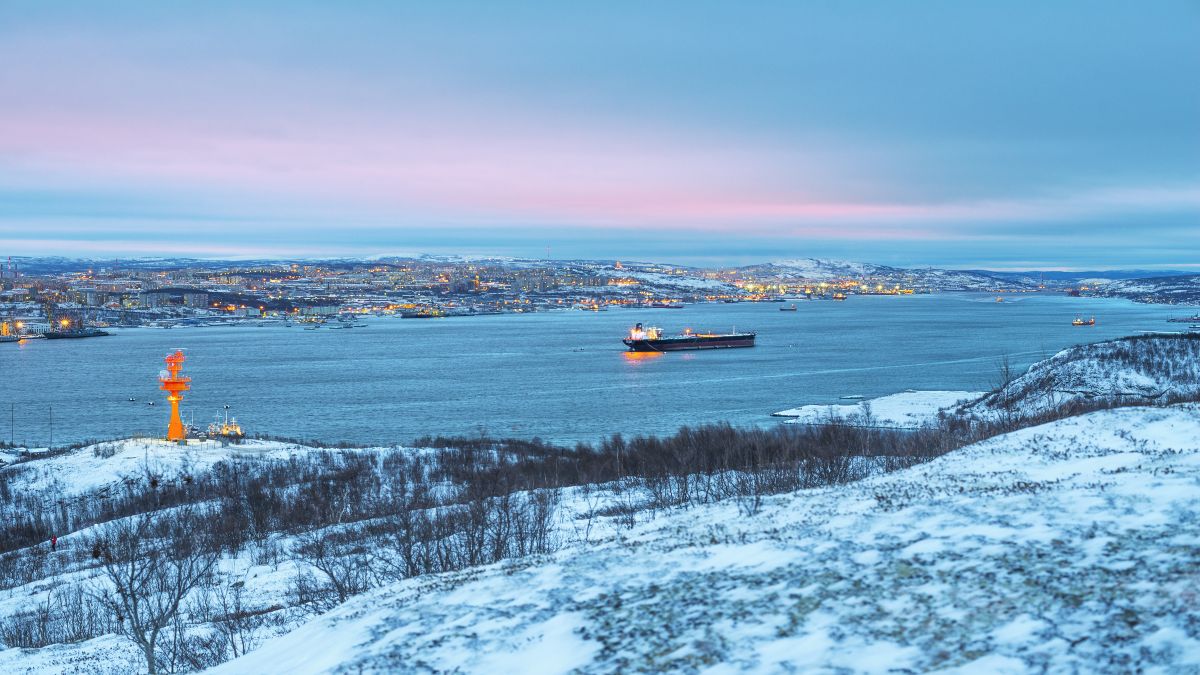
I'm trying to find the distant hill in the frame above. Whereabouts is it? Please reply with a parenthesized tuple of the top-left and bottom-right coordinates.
(1089, 274, 1200, 305)
(737, 258, 1031, 291)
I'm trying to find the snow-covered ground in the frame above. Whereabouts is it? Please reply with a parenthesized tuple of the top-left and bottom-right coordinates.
(774, 390, 984, 428)
(0, 438, 307, 502)
(202, 405, 1200, 674)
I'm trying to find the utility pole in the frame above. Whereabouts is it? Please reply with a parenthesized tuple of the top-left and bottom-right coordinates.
(49, 405, 53, 449)
(9, 402, 13, 447)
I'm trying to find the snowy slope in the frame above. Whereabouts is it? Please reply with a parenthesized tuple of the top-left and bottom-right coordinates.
(0, 438, 306, 502)
(958, 335, 1200, 421)
(208, 405, 1200, 674)
(613, 271, 736, 293)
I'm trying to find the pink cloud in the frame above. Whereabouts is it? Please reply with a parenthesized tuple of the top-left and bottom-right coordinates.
(2, 43, 1197, 240)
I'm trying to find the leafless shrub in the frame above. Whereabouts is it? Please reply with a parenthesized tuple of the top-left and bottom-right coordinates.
(90, 508, 220, 674)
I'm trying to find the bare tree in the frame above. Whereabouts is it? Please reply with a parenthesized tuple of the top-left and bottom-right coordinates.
(91, 509, 219, 674)
(293, 530, 372, 606)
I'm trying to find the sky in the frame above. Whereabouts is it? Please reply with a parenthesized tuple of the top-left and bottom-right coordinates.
(1, 1, 1197, 269)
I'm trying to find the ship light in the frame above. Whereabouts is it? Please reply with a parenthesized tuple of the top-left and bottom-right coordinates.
(60, 318, 71, 328)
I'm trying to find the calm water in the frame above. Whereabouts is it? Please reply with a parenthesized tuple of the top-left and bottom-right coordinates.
(0, 294, 1184, 447)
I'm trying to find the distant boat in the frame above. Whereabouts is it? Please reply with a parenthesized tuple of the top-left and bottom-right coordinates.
(1072, 316, 1096, 326)
(840, 394, 865, 400)
(779, 304, 798, 312)
(995, 297, 1004, 302)
(832, 292, 847, 301)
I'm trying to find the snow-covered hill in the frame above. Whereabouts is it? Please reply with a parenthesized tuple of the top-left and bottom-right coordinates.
(738, 258, 1028, 291)
(208, 405, 1200, 673)
(1092, 274, 1200, 305)
(610, 271, 736, 294)
(956, 335, 1200, 422)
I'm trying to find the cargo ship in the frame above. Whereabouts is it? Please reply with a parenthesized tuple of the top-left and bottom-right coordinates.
(1072, 316, 1096, 326)
(43, 327, 110, 339)
(622, 323, 755, 352)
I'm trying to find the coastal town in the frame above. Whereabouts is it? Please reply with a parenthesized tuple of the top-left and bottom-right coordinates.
(4, 254, 1194, 341)
(0, 255, 1064, 336)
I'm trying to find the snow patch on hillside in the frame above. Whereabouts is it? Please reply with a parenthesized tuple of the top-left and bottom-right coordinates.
(774, 390, 983, 428)
(616, 271, 734, 292)
(1, 439, 309, 503)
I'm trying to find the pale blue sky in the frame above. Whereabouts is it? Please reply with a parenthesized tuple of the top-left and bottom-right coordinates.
(1, 1, 1197, 268)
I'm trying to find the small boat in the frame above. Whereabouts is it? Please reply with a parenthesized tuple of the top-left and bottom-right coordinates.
(995, 297, 1004, 302)
(779, 304, 798, 312)
(840, 395, 865, 400)
(128, 397, 136, 402)
(1072, 316, 1096, 326)
(832, 293, 847, 301)
(207, 411, 245, 442)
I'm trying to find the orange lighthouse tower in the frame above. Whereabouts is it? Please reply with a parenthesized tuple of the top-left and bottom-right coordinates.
(158, 350, 191, 441)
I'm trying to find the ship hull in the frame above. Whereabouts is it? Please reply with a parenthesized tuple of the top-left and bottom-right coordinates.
(43, 329, 110, 339)
(623, 333, 755, 352)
